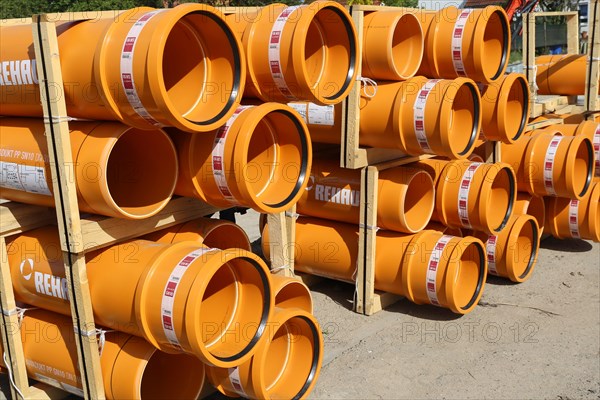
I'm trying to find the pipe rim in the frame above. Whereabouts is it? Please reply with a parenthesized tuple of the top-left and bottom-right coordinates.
(472, 7, 510, 82)
(567, 136, 594, 199)
(389, 13, 424, 80)
(482, 164, 516, 234)
(271, 274, 313, 313)
(496, 74, 529, 143)
(147, 5, 244, 131)
(506, 216, 539, 282)
(587, 182, 600, 241)
(439, 79, 480, 158)
(446, 237, 486, 314)
(397, 169, 436, 233)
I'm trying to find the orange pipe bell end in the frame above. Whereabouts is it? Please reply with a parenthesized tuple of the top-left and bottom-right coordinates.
(514, 192, 546, 237)
(473, 214, 540, 283)
(0, 5, 246, 132)
(480, 73, 530, 143)
(545, 181, 600, 242)
(143, 217, 252, 251)
(416, 6, 510, 83)
(297, 158, 435, 233)
(270, 273, 313, 313)
(206, 307, 323, 400)
(227, 1, 358, 104)
(0, 118, 177, 219)
(426, 221, 464, 237)
(501, 130, 594, 199)
(536, 54, 599, 96)
(4, 309, 206, 399)
(362, 10, 424, 81)
(170, 103, 312, 213)
(545, 121, 600, 178)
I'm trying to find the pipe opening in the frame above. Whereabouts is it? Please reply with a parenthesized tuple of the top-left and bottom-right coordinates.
(488, 167, 514, 232)
(527, 195, 546, 234)
(205, 257, 270, 362)
(457, 241, 485, 311)
(106, 128, 176, 217)
(449, 83, 478, 157)
(403, 171, 435, 232)
(304, 18, 327, 90)
(482, 10, 509, 81)
(161, 11, 241, 126)
(573, 139, 594, 198)
(316, 7, 356, 101)
(390, 15, 423, 78)
(505, 76, 529, 141)
(140, 352, 205, 399)
(202, 222, 251, 250)
(274, 281, 312, 312)
(515, 219, 538, 280)
(246, 118, 278, 199)
(266, 315, 320, 400)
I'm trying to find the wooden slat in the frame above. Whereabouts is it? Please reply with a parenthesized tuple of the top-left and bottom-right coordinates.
(525, 117, 564, 132)
(566, 14, 579, 55)
(32, 15, 105, 399)
(523, 13, 537, 117)
(585, 0, 600, 116)
(267, 212, 292, 277)
(0, 202, 55, 237)
(356, 167, 377, 314)
(285, 204, 297, 273)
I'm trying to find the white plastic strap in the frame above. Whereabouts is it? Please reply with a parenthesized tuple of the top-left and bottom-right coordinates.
(457, 162, 483, 228)
(359, 77, 378, 98)
(2, 308, 17, 317)
(15, 307, 35, 328)
(569, 199, 580, 239)
(120, 10, 166, 127)
(426, 235, 453, 306)
(593, 124, 600, 177)
(413, 79, 441, 154)
(486, 235, 499, 276)
(42, 116, 91, 124)
(543, 136, 563, 196)
(3, 352, 25, 399)
(161, 247, 214, 348)
(268, 6, 301, 100)
(227, 367, 248, 397)
(211, 106, 252, 204)
(451, 9, 473, 76)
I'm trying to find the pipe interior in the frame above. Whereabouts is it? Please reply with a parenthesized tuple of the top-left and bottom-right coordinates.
(140, 351, 204, 399)
(403, 171, 435, 232)
(487, 168, 512, 231)
(448, 84, 476, 156)
(572, 139, 592, 197)
(275, 281, 313, 312)
(505, 77, 528, 141)
(304, 17, 327, 90)
(265, 316, 318, 399)
(528, 195, 546, 234)
(513, 219, 536, 280)
(390, 15, 423, 78)
(454, 241, 483, 310)
(202, 223, 251, 251)
(106, 128, 176, 216)
(481, 11, 506, 80)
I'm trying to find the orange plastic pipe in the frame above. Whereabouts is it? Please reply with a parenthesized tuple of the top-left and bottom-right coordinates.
(545, 181, 600, 242)
(226, 1, 358, 104)
(359, 77, 481, 158)
(143, 217, 251, 251)
(270, 273, 313, 313)
(514, 192, 546, 237)
(263, 217, 487, 314)
(206, 307, 323, 399)
(472, 214, 539, 282)
(362, 10, 424, 81)
(500, 130, 594, 199)
(0, 4, 245, 132)
(544, 121, 600, 178)
(6, 227, 273, 367)
(414, 158, 516, 235)
(0, 309, 206, 399)
(296, 157, 434, 233)
(480, 73, 530, 143)
(288, 102, 341, 144)
(414, 6, 510, 83)
(169, 103, 312, 213)
(426, 221, 464, 237)
(536, 55, 599, 95)
(0, 118, 177, 219)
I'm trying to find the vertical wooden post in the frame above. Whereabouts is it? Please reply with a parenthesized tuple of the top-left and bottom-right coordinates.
(523, 13, 537, 118)
(32, 15, 105, 400)
(585, 0, 600, 116)
(566, 14, 579, 55)
(268, 212, 292, 277)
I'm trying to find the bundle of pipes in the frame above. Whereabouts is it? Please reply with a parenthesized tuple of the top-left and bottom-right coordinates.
(536, 54, 600, 96)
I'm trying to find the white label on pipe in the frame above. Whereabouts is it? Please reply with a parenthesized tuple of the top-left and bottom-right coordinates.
(227, 367, 248, 397)
(268, 6, 301, 101)
(161, 247, 214, 348)
(307, 103, 335, 125)
(486, 235, 499, 276)
(569, 199, 580, 239)
(0, 161, 51, 196)
(451, 9, 473, 77)
(426, 235, 453, 306)
(457, 162, 483, 229)
(211, 106, 252, 204)
(543, 136, 563, 196)
(413, 79, 441, 154)
(287, 102, 308, 121)
(593, 124, 600, 177)
(120, 10, 165, 127)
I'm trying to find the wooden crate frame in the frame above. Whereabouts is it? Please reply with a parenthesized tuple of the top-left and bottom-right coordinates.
(0, 12, 290, 399)
(523, 5, 600, 118)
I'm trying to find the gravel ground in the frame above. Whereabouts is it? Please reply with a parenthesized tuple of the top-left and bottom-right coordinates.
(2, 209, 598, 400)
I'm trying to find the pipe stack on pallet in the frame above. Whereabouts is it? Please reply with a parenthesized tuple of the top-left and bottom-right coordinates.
(261, 5, 542, 317)
(0, 1, 361, 398)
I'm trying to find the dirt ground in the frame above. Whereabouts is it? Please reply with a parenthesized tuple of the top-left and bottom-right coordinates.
(1, 209, 598, 399)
